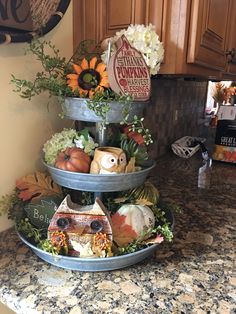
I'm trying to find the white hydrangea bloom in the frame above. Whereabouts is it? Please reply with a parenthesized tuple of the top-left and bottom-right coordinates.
(75, 135, 98, 155)
(74, 137, 84, 150)
(102, 24, 164, 75)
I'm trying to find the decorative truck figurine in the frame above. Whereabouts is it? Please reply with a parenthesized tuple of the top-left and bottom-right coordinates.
(48, 195, 113, 258)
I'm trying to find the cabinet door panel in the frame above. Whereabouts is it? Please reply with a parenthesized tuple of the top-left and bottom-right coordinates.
(102, 0, 147, 38)
(105, 0, 133, 35)
(224, 0, 236, 77)
(187, 0, 230, 70)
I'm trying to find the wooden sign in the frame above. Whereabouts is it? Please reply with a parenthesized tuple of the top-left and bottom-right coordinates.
(48, 195, 113, 257)
(108, 35, 151, 101)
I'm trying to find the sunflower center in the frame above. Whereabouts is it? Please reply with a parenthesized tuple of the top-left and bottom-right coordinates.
(78, 69, 101, 90)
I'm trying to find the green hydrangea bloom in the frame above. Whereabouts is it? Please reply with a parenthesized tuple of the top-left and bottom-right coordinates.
(43, 128, 79, 165)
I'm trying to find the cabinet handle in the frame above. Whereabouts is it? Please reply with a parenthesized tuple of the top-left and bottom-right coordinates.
(226, 48, 236, 64)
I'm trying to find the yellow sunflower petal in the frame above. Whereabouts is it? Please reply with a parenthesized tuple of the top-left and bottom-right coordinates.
(99, 76, 109, 88)
(89, 86, 104, 99)
(67, 79, 78, 86)
(96, 62, 106, 74)
(81, 58, 89, 70)
(89, 57, 97, 69)
(78, 87, 88, 97)
(97, 85, 104, 92)
(73, 64, 82, 74)
(67, 82, 79, 92)
(88, 90, 95, 99)
(68, 85, 77, 92)
(66, 74, 79, 80)
(100, 71, 109, 78)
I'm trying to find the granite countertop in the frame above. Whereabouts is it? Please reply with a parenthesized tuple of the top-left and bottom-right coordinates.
(0, 153, 235, 314)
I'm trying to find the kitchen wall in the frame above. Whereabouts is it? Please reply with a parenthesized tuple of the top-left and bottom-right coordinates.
(146, 79, 208, 159)
(0, 3, 73, 232)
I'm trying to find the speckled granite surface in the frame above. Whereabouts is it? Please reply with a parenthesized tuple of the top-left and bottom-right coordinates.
(0, 154, 235, 314)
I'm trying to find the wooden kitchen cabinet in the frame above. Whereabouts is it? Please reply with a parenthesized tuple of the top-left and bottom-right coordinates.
(160, 0, 231, 78)
(73, 0, 165, 46)
(73, 0, 236, 79)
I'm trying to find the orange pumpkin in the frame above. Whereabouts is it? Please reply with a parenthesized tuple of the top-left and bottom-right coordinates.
(55, 147, 91, 173)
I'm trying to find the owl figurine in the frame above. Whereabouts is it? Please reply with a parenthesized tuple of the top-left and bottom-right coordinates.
(90, 147, 127, 174)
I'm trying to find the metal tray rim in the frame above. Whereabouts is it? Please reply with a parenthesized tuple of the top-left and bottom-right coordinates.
(44, 160, 156, 177)
(16, 229, 158, 263)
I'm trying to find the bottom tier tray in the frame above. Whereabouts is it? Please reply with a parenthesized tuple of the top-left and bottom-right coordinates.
(44, 161, 156, 192)
(16, 209, 174, 272)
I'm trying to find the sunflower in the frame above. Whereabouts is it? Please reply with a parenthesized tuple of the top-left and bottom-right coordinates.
(50, 231, 68, 250)
(66, 57, 109, 98)
(92, 232, 113, 257)
(51, 231, 68, 255)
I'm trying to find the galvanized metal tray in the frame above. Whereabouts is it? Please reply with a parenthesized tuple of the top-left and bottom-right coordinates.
(44, 161, 156, 192)
(16, 209, 174, 272)
(61, 97, 147, 123)
(17, 231, 158, 271)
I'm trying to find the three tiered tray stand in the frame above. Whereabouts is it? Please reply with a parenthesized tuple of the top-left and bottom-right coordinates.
(18, 98, 164, 271)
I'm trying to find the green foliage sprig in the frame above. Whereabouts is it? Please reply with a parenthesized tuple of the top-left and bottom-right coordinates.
(86, 89, 133, 128)
(11, 40, 74, 100)
(17, 218, 59, 255)
(38, 239, 60, 255)
(129, 116, 153, 145)
(0, 190, 25, 223)
(17, 218, 43, 243)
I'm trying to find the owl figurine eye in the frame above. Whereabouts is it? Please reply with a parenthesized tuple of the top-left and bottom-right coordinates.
(101, 153, 118, 169)
(119, 153, 127, 165)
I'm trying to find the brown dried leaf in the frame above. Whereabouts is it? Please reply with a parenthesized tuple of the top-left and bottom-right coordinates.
(16, 171, 62, 201)
(135, 198, 154, 206)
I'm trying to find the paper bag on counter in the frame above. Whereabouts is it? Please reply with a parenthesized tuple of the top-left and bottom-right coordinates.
(213, 106, 236, 163)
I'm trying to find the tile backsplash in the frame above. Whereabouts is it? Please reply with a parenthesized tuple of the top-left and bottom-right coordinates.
(145, 78, 208, 159)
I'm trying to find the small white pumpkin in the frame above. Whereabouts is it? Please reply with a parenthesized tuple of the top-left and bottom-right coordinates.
(117, 204, 155, 236)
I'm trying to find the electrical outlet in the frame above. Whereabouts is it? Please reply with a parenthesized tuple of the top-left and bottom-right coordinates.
(174, 109, 178, 121)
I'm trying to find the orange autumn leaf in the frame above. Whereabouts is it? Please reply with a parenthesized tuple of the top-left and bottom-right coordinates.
(16, 171, 62, 201)
(111, 213, 138, 247)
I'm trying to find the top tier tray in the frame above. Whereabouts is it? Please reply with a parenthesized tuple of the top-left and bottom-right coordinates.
(62, 97, 147, 123)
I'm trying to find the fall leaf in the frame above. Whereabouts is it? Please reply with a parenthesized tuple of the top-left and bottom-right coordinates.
(145, 234, 164, 245)
(16, 171, 62, 201)
(111, 213, 138, 247)
(135, 198, 154, 206)
(113, 197, 128, 204)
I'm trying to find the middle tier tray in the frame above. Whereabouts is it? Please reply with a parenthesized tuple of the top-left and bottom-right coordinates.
(62, 97, 147, 123)
(44, 161, 156, 192)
